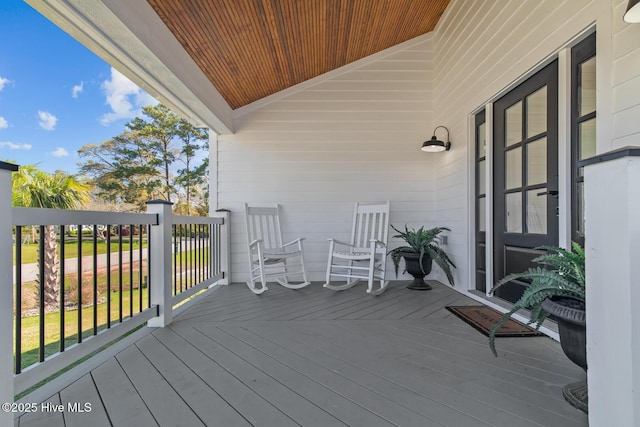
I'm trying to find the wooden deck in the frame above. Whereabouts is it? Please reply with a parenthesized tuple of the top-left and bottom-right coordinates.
(17, 281, 588, 427)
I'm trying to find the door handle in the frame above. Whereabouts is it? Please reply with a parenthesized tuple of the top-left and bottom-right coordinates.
(536, 190, 558, 197)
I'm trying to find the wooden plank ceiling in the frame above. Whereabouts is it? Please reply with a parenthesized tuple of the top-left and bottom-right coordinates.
(147, 0, 450, 109)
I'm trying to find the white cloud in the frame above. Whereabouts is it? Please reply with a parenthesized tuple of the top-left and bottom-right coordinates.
(51, 147, 69, 157)
(0, 141, 32, 150)
(100, 67, 157, 126)
(0, 77, 10, 91)
(38, 110, 58, 131)
(72, 82, 84, 98)
(0, 116, 7, 129)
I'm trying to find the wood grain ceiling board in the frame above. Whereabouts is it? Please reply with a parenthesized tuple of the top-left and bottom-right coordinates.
(147, 0, 450, 109)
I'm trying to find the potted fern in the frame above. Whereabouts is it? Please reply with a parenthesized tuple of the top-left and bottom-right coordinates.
(488, 242, 587, 413)
(388, 225, 456, 290)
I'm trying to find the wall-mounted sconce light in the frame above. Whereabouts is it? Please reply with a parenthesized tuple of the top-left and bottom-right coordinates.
(624, 0, 640, 23)
(421, 126, 451, 152)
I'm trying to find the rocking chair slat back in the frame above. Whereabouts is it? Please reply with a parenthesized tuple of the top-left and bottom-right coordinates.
(351, 202, 390, 251)
(245, 204, 283, 249)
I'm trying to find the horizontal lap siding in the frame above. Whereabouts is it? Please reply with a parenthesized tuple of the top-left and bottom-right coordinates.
(612, 0, 640, 146)
(218, 37, 436, 282)
(428, 0, 601, 287)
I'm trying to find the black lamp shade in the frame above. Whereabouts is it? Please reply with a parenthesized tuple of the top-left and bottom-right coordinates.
(624, 0, 640, 23)
(421, 136, 447, 152)
(421, 126, 452, 152)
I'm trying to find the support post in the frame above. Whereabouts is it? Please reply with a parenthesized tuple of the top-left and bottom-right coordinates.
(146, 200, 173, 327)
(0, 161, 18, 423)
(584, 148, 640, 426)
(215, 209, 231, 285)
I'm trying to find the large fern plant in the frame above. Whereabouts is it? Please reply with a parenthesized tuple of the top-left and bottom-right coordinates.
(387, 225, 456, 286)
(489, 242, 585, 356)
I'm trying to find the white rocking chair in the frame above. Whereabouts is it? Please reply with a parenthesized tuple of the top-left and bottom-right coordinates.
(324, 201, 390, 295)
(244, 203, 310, 294)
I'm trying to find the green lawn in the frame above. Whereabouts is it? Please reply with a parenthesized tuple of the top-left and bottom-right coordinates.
(16, 256, 209, 370)
(17, 288, 150, 370)
(13, 240, 147, 264)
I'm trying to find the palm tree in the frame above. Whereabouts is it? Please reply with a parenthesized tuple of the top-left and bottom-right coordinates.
(13, 166, 90, 308)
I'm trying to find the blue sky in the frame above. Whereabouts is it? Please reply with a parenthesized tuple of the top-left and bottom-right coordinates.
(0, 0, 157, 174)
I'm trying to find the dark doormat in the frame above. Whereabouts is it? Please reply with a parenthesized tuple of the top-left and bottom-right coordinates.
(446, 305, 545, 337)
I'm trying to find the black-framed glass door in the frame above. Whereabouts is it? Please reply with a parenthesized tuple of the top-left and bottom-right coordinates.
(493, 60, 559, 303)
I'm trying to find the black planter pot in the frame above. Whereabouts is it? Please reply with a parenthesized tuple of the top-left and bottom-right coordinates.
(541, 298, 587, 413)
(401, 253, 433, 290)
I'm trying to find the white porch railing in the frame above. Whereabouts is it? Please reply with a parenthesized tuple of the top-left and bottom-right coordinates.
(0, 163, 230, 421)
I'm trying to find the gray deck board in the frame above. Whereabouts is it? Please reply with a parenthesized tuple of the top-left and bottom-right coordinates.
(172, 323, 346, 427)
(197, 324, 400, 427)
(151, 327, 297, 427)
(17, 394, 65, 427)
(116, 345, 205, 427)
(90, 358, 158, 427)
(135, 334, 251, 427)
(17, 281, 588, 427)
(59, 374, 111, 427)
(281, 321, 548, 427)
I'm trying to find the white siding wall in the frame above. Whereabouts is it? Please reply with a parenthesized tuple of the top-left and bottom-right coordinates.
(611, 0, 640, 148)
(217, 36, 435, 283)
(216, 0, 639, 288)
(428, 0, 611, 287)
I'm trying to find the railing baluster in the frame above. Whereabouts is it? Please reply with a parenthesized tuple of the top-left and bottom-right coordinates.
(173, 224, 177, 296)
(139, 224, 143, 314)
(147, 225, 151, 308)
(189, 224, 193, 287)
(60, 226, 65, 352)
(129, 224, 133, 318)
(118, 225, 123, 323)
(39, 225, 45, 361)
(200, 225, 204, 281)
(182, 224, 186, 289)
(93, 225, 98, 335)
(107, 226, 111, 328)
(217, 222, 222, 277)
(77, 224, 82, 344)
(197, 224, 200, 284)
(15, 226, 22, 373)
(180, 224, 183, 293)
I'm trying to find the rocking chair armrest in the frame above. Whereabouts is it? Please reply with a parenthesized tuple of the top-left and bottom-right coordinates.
(369, 239, 386, 248)
(282, 237, 305, 247)
(327, 238, 354, 247)
(249, 239, 263, 248)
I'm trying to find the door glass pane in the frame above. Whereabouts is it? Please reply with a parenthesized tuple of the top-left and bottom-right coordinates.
(478, 196, 486, 232)
(505, 101, 522, 146)
(527, 137, 547, 186)
(579, 118, 596, 160)
(478, 122, 486, 158)
(506, 192, 522, 233)
(478, 160, 486, 195)
(506, 147, 522, 189)
(579, 57, 596, 116)
(526, 189, 547, 234)
(526, 86, 547, 138)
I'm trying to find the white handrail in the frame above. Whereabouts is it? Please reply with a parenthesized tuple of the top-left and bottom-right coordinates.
(12, 207, 157, 226)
